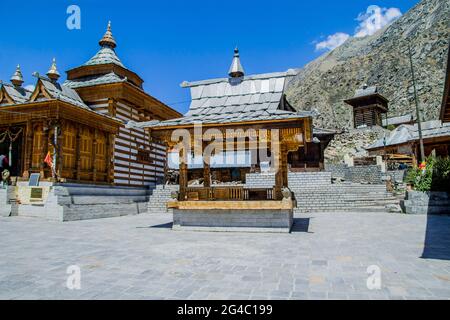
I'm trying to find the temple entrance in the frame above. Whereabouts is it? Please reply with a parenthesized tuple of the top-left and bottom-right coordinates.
(0, 126, 24, 177)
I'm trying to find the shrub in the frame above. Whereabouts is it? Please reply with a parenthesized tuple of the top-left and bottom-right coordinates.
(406, 156, 450, 192)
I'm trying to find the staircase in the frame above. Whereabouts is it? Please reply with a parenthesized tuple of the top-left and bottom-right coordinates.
(288, 172, 399, 213)
(147, 184, 179, 214)
(145, 173, 400, 214)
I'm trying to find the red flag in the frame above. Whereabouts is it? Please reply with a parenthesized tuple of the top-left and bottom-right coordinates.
(44, 151, 53, 168)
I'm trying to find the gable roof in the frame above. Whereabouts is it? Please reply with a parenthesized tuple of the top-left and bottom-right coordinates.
(0, 82, 32, 105)
(132, 69, 315, 129)
(31, 74, 90, 110)
(367, 120, 450, 150)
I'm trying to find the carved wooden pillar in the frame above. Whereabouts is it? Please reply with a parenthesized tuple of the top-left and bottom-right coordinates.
(108, 98, 116, 117)
(39, 121, 49, 178)
(23, 120, 33, 179)
(179, 147, 188, 201)
(92, 129, 98, 183)
(281, 144, 288, 188)
(163, 143, 169, 184)
(203, 143, 211, 188)
(106, 133, 115, 184)
(57, 122, 63, 180)
(75, 126, 81, 181)
(273, 141, 283, 200)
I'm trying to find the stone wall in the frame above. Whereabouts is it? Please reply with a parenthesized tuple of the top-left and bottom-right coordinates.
(401, 191, 450, 215)
(0, 187, 11, 217)
(16, 184, 151, 221)
(173, 208, 293, 233)
(245, 173, 275, 188)
(387, 170, 407, 183)
(245, 172, 332, 189)
(325, 164, 383, 184)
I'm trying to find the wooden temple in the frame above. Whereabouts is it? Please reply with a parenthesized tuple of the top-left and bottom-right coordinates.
(345, 85, 388, 129)
(0, 22, 181, 186)
(130, 48, 313, 232)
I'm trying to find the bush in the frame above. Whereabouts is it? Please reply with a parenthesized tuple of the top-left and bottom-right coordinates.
(406, 156, 450, 192)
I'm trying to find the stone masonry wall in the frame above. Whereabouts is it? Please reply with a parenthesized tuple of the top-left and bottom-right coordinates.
(325, 164, 383, 184)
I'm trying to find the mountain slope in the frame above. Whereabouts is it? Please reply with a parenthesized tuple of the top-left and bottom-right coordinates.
(286, 0, 450, 130)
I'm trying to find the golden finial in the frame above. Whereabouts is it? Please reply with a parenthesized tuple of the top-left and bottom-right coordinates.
(99, 21, 117, 49)
(11, 64, 24, 86)
(47, 58, 60, 82)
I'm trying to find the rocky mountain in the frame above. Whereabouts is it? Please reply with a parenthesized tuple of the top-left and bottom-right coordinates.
(286, 0, 450, 130)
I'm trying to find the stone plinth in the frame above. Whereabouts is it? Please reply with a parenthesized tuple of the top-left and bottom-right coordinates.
(170, 200, 294, 233)
(401, 191, 450, 215)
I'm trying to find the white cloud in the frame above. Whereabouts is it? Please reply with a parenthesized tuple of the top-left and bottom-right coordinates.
(315, 5, 402, 51)
(355, 5, 402, 38)
(24, 84, 35, 92)
(315, 32, 350, 51)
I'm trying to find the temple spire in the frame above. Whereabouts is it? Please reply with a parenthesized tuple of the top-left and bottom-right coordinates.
(228, 47, 244, 78)
(99, 21, 117, 49)
(47, 58, 60, 82)
(10, 64, 24, 86)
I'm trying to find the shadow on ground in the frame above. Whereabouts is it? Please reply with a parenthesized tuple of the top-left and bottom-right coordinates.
(291, 218, 312, 233)
(149, 222, 173, 229)
(422, 214, 450, 260)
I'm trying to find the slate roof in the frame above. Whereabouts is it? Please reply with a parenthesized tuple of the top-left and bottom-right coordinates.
(0, 82, 32, 104)
(132, 69, 313, 129)
(367, 120, 450, 149)
(382, 114, 415, 127)
(354, 85, 378, 98)
(64, 72, 126, 89)
(83, 46, 124, 68)
(34, 74, 91, 110)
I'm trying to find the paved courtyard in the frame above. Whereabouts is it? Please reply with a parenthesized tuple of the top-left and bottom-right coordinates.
(0, 211, 449, 300)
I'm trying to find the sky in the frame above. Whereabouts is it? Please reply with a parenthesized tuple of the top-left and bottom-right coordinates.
(0, 0, 419, 114)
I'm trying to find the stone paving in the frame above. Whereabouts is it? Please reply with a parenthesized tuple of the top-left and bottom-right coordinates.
(0, 212, 450, 300)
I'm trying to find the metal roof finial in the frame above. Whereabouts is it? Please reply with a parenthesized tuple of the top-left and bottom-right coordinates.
(99, 21, 117, 49)
(11, 64, 24, 86)
(47, 58, 60, 82)
(228, 47, 244, 78)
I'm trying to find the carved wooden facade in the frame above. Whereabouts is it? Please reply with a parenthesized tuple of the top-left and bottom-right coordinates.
(0, 22, 181, 186)
(0, 99, 120, 183)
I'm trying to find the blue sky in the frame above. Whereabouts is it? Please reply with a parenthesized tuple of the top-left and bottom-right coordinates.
(0, 0, 418, 114)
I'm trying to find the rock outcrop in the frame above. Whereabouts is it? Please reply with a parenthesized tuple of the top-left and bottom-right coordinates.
(286, 0, 450, 130)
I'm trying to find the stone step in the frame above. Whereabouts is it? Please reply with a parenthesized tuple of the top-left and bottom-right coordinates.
(295, 206, 390, 213)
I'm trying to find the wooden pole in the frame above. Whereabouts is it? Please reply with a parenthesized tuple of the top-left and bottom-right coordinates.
(179, 147, 188, 200)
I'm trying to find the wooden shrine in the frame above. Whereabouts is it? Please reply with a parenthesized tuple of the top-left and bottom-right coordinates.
(345, 85, 389, 129)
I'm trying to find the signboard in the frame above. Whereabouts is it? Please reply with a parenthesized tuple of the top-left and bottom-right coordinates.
(28, 173, 40, 187)
(30, 187, 43, 201)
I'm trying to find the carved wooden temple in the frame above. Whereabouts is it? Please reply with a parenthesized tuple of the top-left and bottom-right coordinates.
(345, 85, 388, 129)
(0, 22, 181, 187)
(130, 49, 314, 232)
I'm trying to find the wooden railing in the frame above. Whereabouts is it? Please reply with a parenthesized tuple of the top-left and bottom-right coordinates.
(181, 186, 275, 201)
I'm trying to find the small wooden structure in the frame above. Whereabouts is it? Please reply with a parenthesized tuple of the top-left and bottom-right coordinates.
(345, 85, 388, 129)
(132, 49, 313, 231)
(367, 120, 450, 165)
